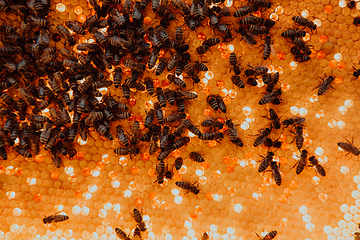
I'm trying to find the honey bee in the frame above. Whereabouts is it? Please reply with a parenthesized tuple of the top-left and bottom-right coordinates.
(202, 38, 220, 47)
(206, 95, 219, 111)
(238, 28, 257, 46)
(172, 137, 190, 150)
(196, 45, 209, 55)
(354, 17, 360, 26)
(308, 156, 326, 177)
(233, 5, 256, 18)
(263, 36, 272, 60)
(259, 88, 282, 105)
(291, 37, 311, 55)
(131, 208, 146, 231)
(56, 25, 76, 46)
(43, 213, 69, 224)
(239, 15, 265, 25)
(201, 118, 224, 129)
(167, 74, 186, 88)
(116, 125, 130, 147)
(255, 230, 277, 240)
(315, 74, 335, 96)
(292, 150, 308, 175)
(338, 139, 360, 156)
(115, 228, 131, 240)
(281, 29, 306, 38)
(254, 127, 272, 147)
(199, 132, 223, 141)
(190, 151, 205, 162)
(270, 161, 281, 186)
(226, 119, 243, 147)
(292, 15, 317, 31)
(175, 181, 200, 194)
(247, 25, 269, 35)
(174, 157, 184, 170)
(282, 117, 305, 127)
(155, 159, 165, 184)
(202, 232, 209, 240)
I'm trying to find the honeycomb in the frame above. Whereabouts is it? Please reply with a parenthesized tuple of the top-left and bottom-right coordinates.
(1, 0, 360, 239)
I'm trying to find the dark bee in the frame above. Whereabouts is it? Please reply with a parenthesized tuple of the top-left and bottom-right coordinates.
(258, 152, 274, 173)
(175, 181, 200, 194)
(259, 88, 282, 105)
(282, 117, 305, 127)
(247, 77, 258, 86)
(316, 74, 335, 96)
(132, 208, 146, 231)
(199, 132, 224, 141)
(159, 126, 171, 150)
(226, 119, 243, 147)
(154, 102, 164, 124)
(254, 127, 272, 147)
(174, 157, 184, 170)
(229, 52, 239, 65)
(233, 5, 256, 17)
(123, 59, 145, 72)
(144, 109, 155, 128)
(247, 25, 269, 35)
(172, 137, 190, 150)
(347, 0, 356, 8)
(149, 133, 159, 155)
(202, 38, 220, 47)
(155, 58, 167, 76)
(121, 84, 131, 99)
(291, 37, 311, 55)
(202, 232, 209, 240)
(270, 161, 282, 186)
(15, 147, 32, 158)
(309, 156, 326, 177)
(281, 29, 306, 38)
(266, 108, 281, 129)
(194, 61, 208, 71)
(215, 95, 226, 113)
(338, 139, 360, 156)
(96, 124, 113, 140)
(263, 36, 272, 60)
(239, 16, 264, 25)
(156, 88, 167, 108)
(206, 95, 219, 111)
(292, 15, 317, 31)
(231, 75, 245, 88)
(293, 125, 304, 150)
(130, 121, 141, 146)
(201, 118, 224, 129)
(255, 230, 277, 240)
(249, 0, 271, 8)
(114, 147, 140, 156)
(175, 98, 186, 112)
(354, 17, 360, 26)
(174, 119, 191, 136)
(174, 91, 198, 100)
(171, 0, 190, 15)
(164, 112, 186, 124)
(167, 74, 186, 88)
(43, 213, 69, 224)
(295, 54, 310, 63)
(238, 28, 257, 46)
(164, 89, 175, 105)
(0, 24, 14, 34)
(112, 67, 122, 89)
(245, 66, 268, 77)
(196, 45, 209, 55)
(190, 152, 205, 162)
(292, 150, 308, 175)
(155, 159, 165, 184)
(115, 228, 131, 240)
(65, 20, 85, 35)
(116, 125, 130, 147)
(0, 139, 7, 160)
(56, 25, 76, 46)
(155, 25, 170, 44)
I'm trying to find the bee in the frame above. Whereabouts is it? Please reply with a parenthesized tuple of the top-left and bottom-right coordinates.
(247, 25, 269, 35)
(176, 98, 186, 112)
(202, 232, 209, 240)
(194, 61, 208, 72)
(172, 137, 190, 150)
(132, 208, 146, 231)
(0, 139, 7, 160)
(263, 36, 272, 60)
(295, 54, 310, 63)
(347, 0, 356, 8)
(174, 157, 184, 170)
(254, 127, 272, 147)
(56, 25, 76, 46)
(292, 150, 308, 175)
(264, 108, 281, 129)
(249, 0, 271, 8)
(202, 38, 220, 47)
(190, 151, 205, 162)
(124, 59, 145, 72)
(239, 15, 264, 25)
(155, 58, 167, 76)
(29, 131, 40, 156)
(196, 45, 209, 55)
(0, 24, 14, 34)
(116, 125, 130, 147)
(292, 15, 317, 31)
(114, 147, 140, 156)
(291, 37, 311, 55)
(230, 75, 245, 89)
(293, 125, 304, 150)
(187, 122, 202, 137)
(167, 74, 186, 88)
(259, 88, 282, 105)
(247, 77, 258, 86)
(201, 118, 224, 129)
(308, 156, 326, 177)
(164, 89, 175, 105)
(164, 112, 186, 124)
(206, 95, 219, 111)
(175, 181, 200, 194)
(144, 109, 155, 128)
(177, 92, 197, 102)
(113, 67, 122, 89)
(171, 0, 190, 15)
(96, 124, 113, 140)
(215, 95, 226, 113)
(154, 102, 164, 124)
(245, 65, 268, 77)
(130, 121, 141, 146)
(155, 159, 165, 184)
(226, 119, 243, 147)
(233, 5, 256, 17)
(155, 25, 170, 44)
(43, 213, 69, 224)
(199, 132, 224, 141)
(156, 88, 167, 108)
(315, 74, 335, 96)
(258, 152, 275, 173)
(115, 228, 131, 240)
(354, 17, 360, 26)
(158, 148, 172, 161)
(14, 146, 32, 158)
(174, 119, 191, 136)
(149, 133, 159, 155)
(338, 139, 360, 156)
(238, 28, 257, 46)
(121, 84, 131, 99)
(281, 29, 306, 38)
(255, 230, 277, 240)
(282, 117, 305, 127)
